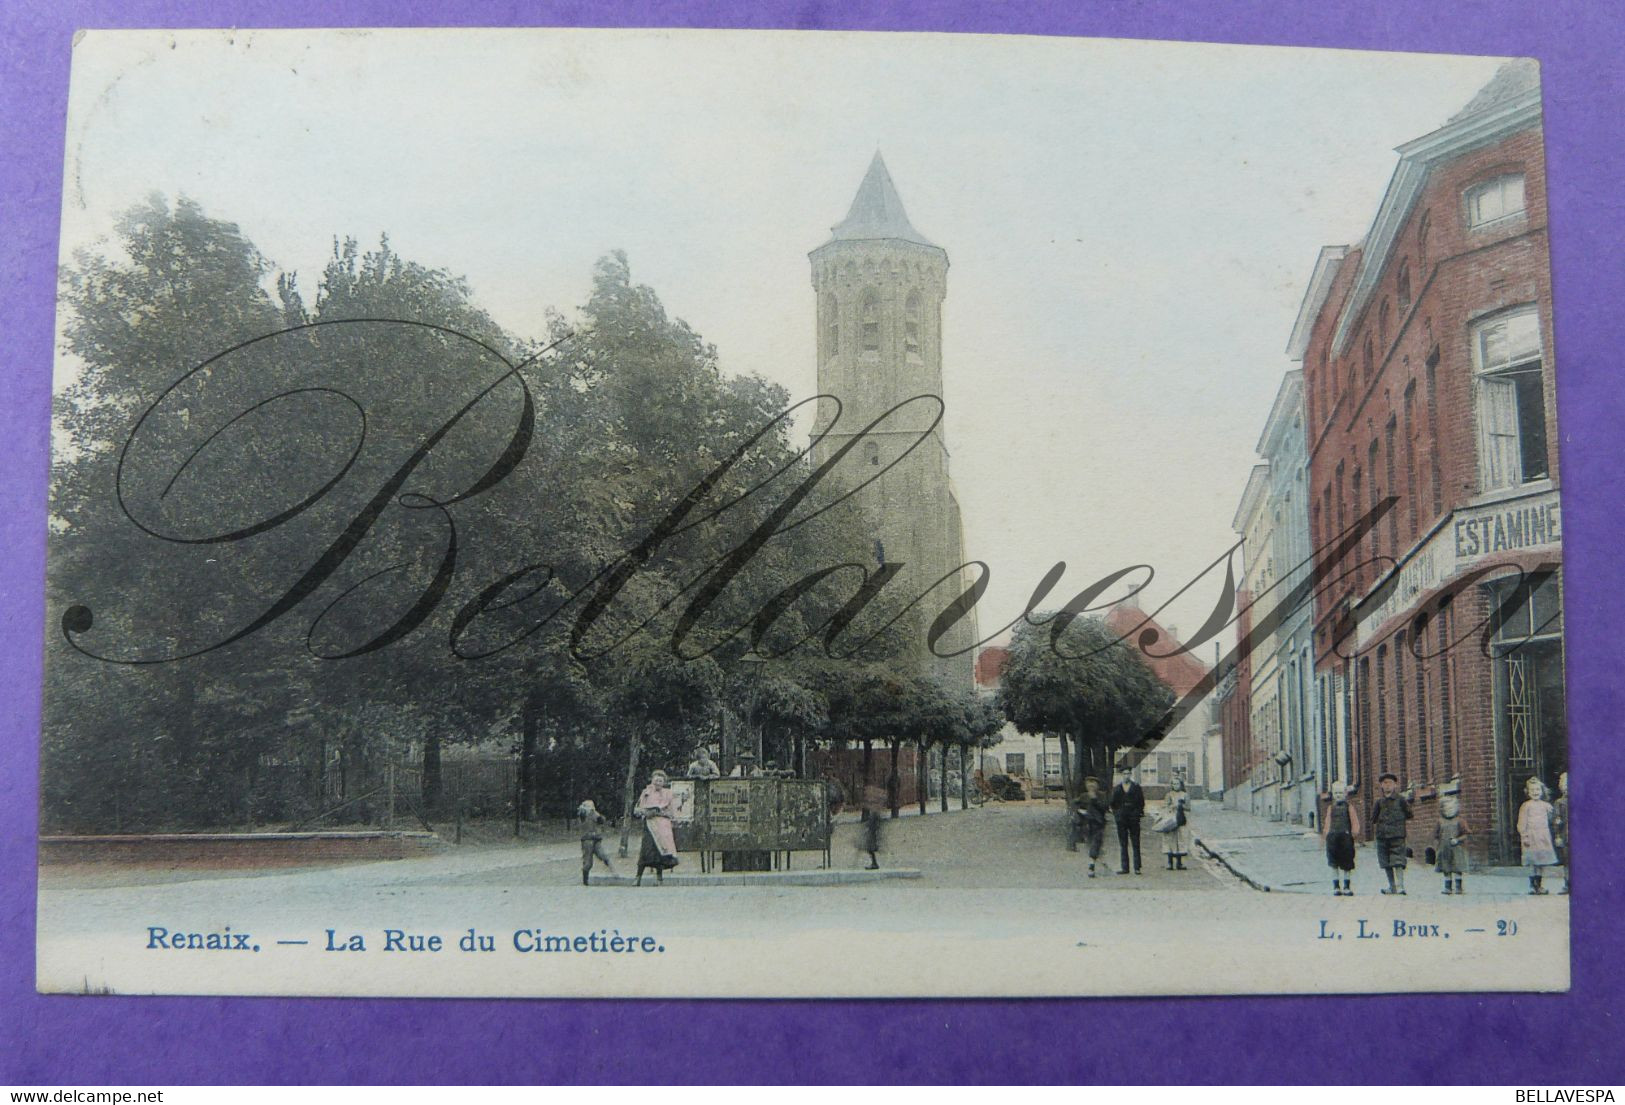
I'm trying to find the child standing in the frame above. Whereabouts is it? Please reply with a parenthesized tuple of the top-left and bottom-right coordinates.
(1371, 772, 1413, 895)
(576, 800, 614, 885)
(1160, 777, 1190, 871)
(1516, 776, 1558, 895)
(1434, 792, 1469, 895)
(1080, 776, 1110, 878)
(1322, 781, 1360, 895)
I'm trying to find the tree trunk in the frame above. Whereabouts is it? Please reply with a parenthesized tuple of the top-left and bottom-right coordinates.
(960, 744, 970, 810)
(1058, 731, 1075, 808)
(888, 741, 901, 819)
(422, 730, 443, 814)
(940, 744, 950, 813)
(519, 697, 541, 821)
(919, 741, 929, 816)
(565, 734, 577, 826)
(618, 726, 643, 857)
(863, 740, 874, 794)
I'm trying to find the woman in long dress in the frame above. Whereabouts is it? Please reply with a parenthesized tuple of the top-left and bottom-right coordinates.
(635, 770, 681, 885)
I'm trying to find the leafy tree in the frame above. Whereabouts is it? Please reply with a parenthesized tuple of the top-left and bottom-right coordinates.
(997, 616, 1173, 805)
(48, 196, 286, 828)
(46, 196, 934, 834)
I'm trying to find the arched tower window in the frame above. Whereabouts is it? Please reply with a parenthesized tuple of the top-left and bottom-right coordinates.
(860, 289, 880, 354)
(822, 293, 838, 358)
(864, 440, 880, 467)
(904, 290, 922, 360)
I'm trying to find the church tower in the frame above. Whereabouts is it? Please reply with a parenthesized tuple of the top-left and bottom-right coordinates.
(810, 153, 974, 685)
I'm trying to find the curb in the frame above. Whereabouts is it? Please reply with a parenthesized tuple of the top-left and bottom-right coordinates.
(1193, 836, 1273, 893)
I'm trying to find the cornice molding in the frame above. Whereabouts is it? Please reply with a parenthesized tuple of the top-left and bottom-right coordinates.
(1286, 245, 1348, 361)
(1329, 91, 1542, 357)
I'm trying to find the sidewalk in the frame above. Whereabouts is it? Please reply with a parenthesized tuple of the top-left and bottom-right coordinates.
(1190, 801, 1559, 897)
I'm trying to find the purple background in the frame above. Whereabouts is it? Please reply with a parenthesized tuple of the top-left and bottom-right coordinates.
(3, 0, 1621, 1085)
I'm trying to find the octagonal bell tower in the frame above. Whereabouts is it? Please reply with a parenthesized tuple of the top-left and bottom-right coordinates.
(810, 153, 972, 684)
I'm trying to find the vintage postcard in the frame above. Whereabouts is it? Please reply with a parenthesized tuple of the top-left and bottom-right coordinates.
(39, 27, 1570, 997)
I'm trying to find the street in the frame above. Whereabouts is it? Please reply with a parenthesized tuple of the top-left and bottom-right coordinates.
(36, 799, 1568, 998)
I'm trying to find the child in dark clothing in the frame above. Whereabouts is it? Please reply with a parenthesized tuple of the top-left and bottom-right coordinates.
(1079, 777, 1110, 878)
(1371, 772, 1413, 895)
(1322, 781, 1360, 895)
(576, 800, 615, 885)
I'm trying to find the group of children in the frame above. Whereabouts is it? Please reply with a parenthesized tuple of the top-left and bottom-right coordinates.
(1323, 770, 1569, 896)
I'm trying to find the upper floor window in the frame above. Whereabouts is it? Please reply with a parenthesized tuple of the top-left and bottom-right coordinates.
(904, 290, 922, 361)
(1472, 305, 1547, 490)
(860, 289, 880, 353)
(1362, 335, 1375, 385)
(1466, 174, 1526, 230)
(1378, 299, 1391, 350)
(1397, 261, 1412, 314)
(822, 293, 839, 358)
(1416, 211, 1431, 268)
(863, 440, 881, 467)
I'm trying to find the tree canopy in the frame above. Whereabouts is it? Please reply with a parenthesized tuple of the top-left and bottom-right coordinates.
(997, 615, 1174, 793)
(45, 196, 940, 832)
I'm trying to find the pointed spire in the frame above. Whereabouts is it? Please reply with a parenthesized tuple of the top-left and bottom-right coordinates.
(828, 152, 936, 247)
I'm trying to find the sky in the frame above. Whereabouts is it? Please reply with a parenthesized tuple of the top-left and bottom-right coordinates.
(55, 28, 1510, 652)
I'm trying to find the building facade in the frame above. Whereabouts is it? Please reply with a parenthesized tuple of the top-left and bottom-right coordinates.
(1230, 464, 1275, 814)
(1298, 60, 1562, 863)
(972, 645, 1054, 792)
(1257, 371, 1320, 825)
(810, 153, 975, 687)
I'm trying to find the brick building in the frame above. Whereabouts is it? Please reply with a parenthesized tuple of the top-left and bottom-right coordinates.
(1105, 602, 1217, 798)
(1216, 589, 1256, 805)
(1295, 60, 1562, 864)
(972, 645, 1054, 791)
(975, 609, 1216, 799)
